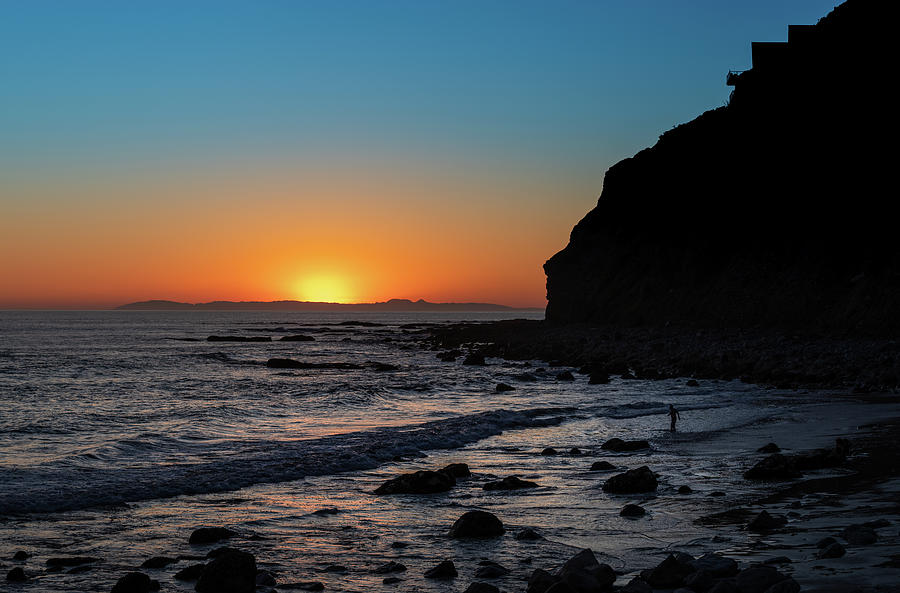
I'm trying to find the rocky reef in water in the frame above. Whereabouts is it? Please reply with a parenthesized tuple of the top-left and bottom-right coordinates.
(545, 0, 897, 333)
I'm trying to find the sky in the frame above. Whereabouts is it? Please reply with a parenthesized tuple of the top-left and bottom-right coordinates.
(0, 0, 840, 308)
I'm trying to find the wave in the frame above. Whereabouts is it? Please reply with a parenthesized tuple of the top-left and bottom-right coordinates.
(0, 407, 571, 515)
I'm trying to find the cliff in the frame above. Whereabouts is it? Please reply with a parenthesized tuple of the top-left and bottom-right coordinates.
(544, 0, 898, 333)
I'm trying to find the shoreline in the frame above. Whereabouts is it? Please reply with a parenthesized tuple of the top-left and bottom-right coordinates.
(425, 320, 900, 392)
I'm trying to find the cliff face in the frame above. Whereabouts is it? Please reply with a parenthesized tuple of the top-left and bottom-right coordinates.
(544, 0, 898, 332)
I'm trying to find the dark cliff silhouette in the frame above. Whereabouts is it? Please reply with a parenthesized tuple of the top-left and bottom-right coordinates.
(117, 298, 536, 312)
(545, 0, 897, 333)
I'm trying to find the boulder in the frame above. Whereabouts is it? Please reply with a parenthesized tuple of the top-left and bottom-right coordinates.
(370, 362, 399, 371)
(816, 536, 838, 548)
(441, 463, 471, 478)
(173, 564, 205, 581)
(690, 553, 738, 578)
(818, 542, 845, 558)
(600, 438, 650, 452)
(207, 546, 243, 559)
(374, 561, 406, 574)
(757, 443, 781, 453)
(527, 569, 558, 593)
(382, 576, 402, 584)
(46, 556, 101, 567)
(6, 567, 27, 582)
(474, 561, 510, 579)
(590, 461, 616, 471)
(684, 570, 714, 592)
(195, 549, 256, 593)
(841, 524, 878, 545)
(463, 353, 486, 366)
(424, 560, 458, 579)
(516, 527, 543, 540)
(322, 565, 346, 573)
(541, 447, 559, 456)
(483, 476, 539, 491)
(556, 371, 575, 381)
(496, 383, 516, 392)
(642, 554, 691, 588)
(686, 379, 700, 387)
(256, 570, 277, 585)
(140, 556, 176, 569)
(266, 358, 362, 370)
(678, 485, 693, 494)
(620, 576, 652, 593)
(449, 510, 505, 538)
(589, 373, 610, 384)
(374, 470, 455, 494)
(110, 572, 155, 593)
(734, 566, 789, 593)
(12, 551, 28, 561)
(743, 454, 801, 480)
(189, 527, 236, 545)
(555, 549, 615, 593)
(764, 579, 800, 593)
(602, 466, 658, 493)
(747, 510, 787, 532)
(708, 581, 739, 593)
(620, 504, 646, 517)
(465, 583, 500, 593)
(569, 447, 583, 456)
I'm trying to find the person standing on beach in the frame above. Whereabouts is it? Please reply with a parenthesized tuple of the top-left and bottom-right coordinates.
(668, 404, 681, 432)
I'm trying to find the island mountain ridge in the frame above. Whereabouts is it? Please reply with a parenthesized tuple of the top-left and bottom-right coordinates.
(117, 298, 538, 312)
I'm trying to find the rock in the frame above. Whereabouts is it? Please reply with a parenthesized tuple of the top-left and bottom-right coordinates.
(545, 583, 577, 593)
(734, 566, 789, 593)
(465, 583, 500, 593)
(111, 572, 154, 593)
(46, 556, 101, 567)
(600, 438, 650, 452)
(764, 579, 800, 593)
(841, 524, 878, 545)
(569, 447, 582, 456)
(195, 548, 256, 593)
(474, 561, 510, 578)
(527, 568, 559, 593)
(189, 527, 236, 544)
(602, 466, 658, 493)
(690, 553, 738, 578)
(280, 334, 315, 341)
(11, 551, 28, 561)
(206, 546, 243, 559)
(710, 491, 726, 497)
(556, 371, 575, 381)
(686, 379, 700, 387)
(816, 536, 838, 548)
(6, 567, 27, 582)
(763, 556, 791, 565)
(516, 528, 543, 540)
(374, 470, 455, 494)
(862, 518, 891, 529)
(370, 362, 399, 371)
(708, 581, 739, 593)
(620, 576, 652, 593)
(515, 372, 538, 381)
(389, 541, 409, 549)
(757, 443, 781, 453)
(747, 510, 788, 532)
(589, 373, 610, 384)
(541, 447, 558, 456)
(373, 561, 406, 574)
(256, 570, 277, 585)
(818, 542, 846, 558)
(643, 554, 691, 588)
(322, 565, 346, 573)
(280, 582, 324, 591)
(441, 463, 471, 478)
(173, 564, 205, 581)
(684, 570, 714, 592)
(207, 335, 271, 342)
(483, 476, 539, 491)
(266, 358, 362, 370)
(463, 353, 486, 366)
(424, 560, 457, 579)
(620, 503, 646, 517)
(743, 454, 801, 480)
(496, 383, 515, 392)
(140, 556, 176, 569)
(590, 461, 616, 471)
(449, 510, 505, 538)
(382, 576, 402, 584)
(555, 548, 616, 593)
(678, 485, 693, 494)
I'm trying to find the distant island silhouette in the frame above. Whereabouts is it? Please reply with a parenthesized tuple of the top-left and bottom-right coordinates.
(116, 298, 539, 312)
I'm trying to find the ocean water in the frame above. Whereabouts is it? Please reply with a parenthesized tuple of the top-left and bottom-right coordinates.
(1, 311, 896, 592)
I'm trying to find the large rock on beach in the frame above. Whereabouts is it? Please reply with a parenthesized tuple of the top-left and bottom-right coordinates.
(173, 564, 205, 581)
(527, 569, 558, 593)
(602, 466, 658, 493)
(642, 554, 692, 588)
(6, 567, 27, 582)
(746, 510, 787, 532)
(374, 470, 455, 494)
(483, 476, 539, 491)
(465, 583, 500, 593)
(195, 548, 256, 593)
(743, 454, 801, 480)
(462, 353, 486, 366)
(734, 566, 790, 593)
(441, 463, 471, 478)
(474, 561, 510, 579)
(189, 527, 236, 545)
(449, 510, 505, 538)
(620, 503, 646, 517)
(555, 549, 616, 593)
(690, 553, 738, 578)
(424, 560, 458, 579)
(841, 523, 878, 545)
(110, 572, 156, 593)
(600, 438, 650, 452)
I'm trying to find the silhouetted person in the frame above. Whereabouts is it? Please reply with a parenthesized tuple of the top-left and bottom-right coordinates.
(668, 404, 681, 432)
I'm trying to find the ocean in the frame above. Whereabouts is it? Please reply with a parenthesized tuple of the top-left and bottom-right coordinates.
(1, 311, 895, 591)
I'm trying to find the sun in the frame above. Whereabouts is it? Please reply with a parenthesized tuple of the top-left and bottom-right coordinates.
(295, 275, 356, 304)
